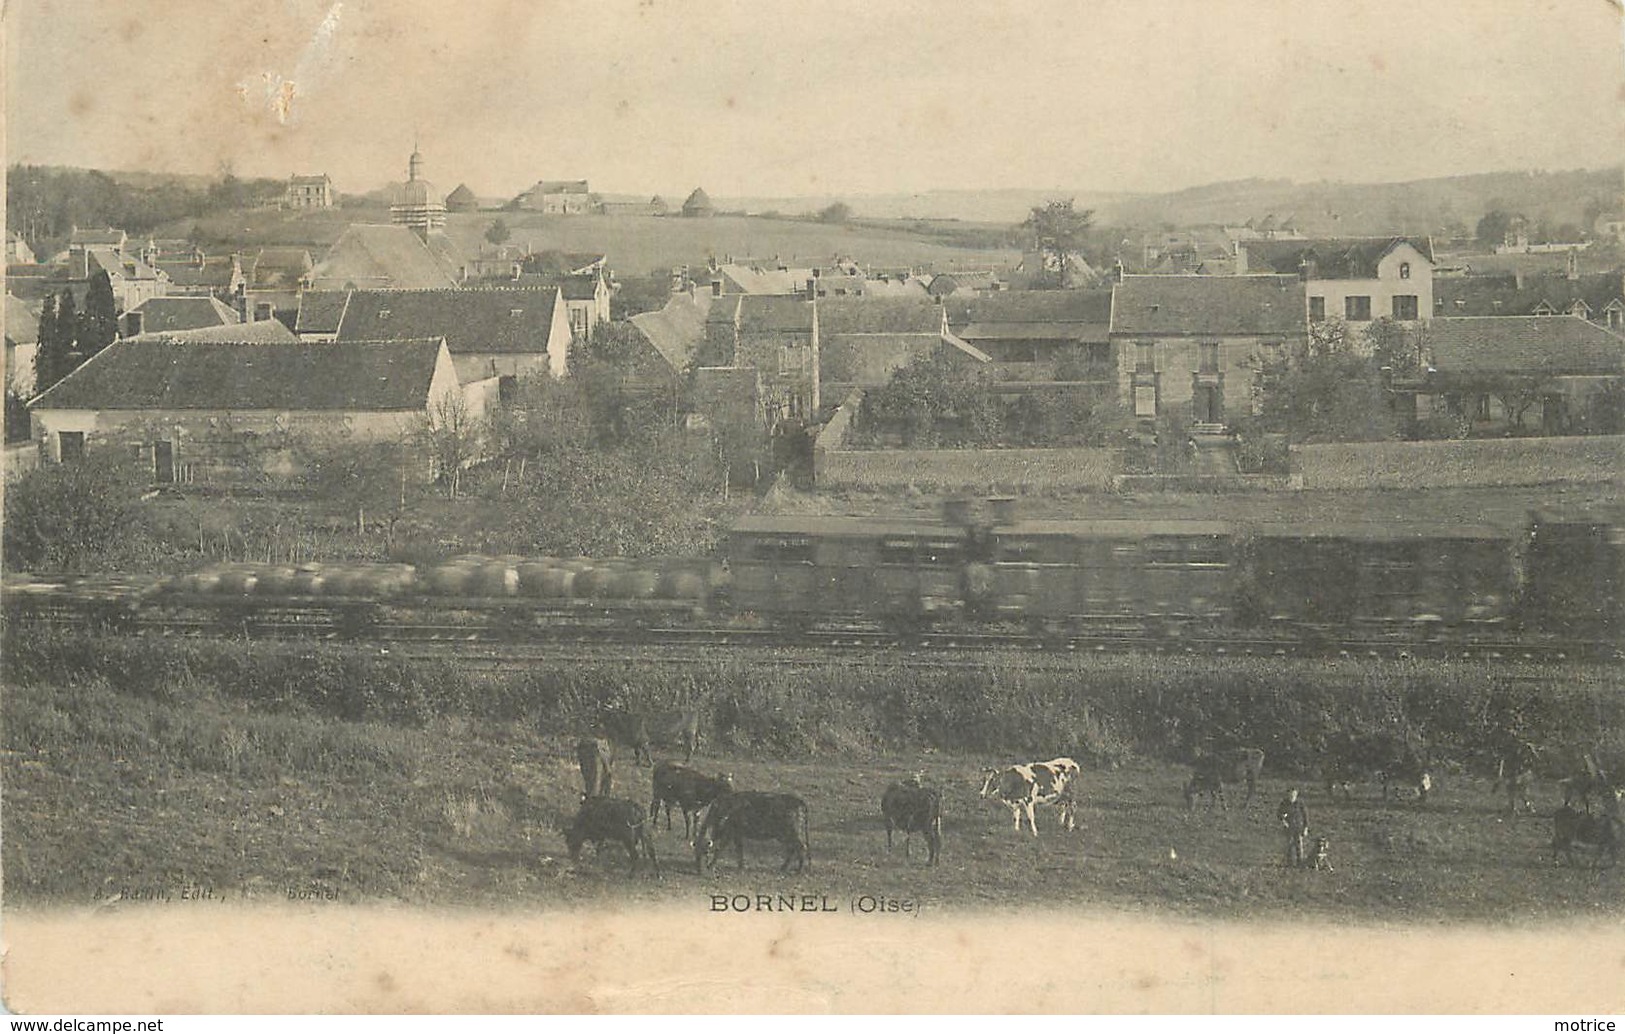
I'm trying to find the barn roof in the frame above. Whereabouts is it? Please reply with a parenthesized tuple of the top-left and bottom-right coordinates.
(334, 287, 562, 355)
(31, 337, 448, 411)
(1426, 316, 1625, 377)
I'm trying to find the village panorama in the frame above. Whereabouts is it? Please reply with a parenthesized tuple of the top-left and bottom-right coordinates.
(4, 146, 1625, 955)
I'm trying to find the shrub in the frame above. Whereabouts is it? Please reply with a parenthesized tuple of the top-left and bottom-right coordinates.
(3, 455, 145, 571)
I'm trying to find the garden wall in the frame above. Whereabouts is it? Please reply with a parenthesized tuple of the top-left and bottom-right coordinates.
(1293, 435, 1625, 491)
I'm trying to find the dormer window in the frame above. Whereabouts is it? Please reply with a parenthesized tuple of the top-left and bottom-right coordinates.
(510, 308, 525, 317)
(378, 309, 391, 319)
(1399, 262, 1411, 280)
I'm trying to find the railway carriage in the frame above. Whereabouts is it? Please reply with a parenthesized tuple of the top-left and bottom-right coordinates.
(726, 515, 966, 629)
(983, 520, 1236, 634)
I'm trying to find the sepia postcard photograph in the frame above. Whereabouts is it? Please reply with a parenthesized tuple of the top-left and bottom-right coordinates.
(2, 0, 1624, 1018)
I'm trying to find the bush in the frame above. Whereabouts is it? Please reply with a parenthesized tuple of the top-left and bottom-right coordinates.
(3, 456, 146, 571)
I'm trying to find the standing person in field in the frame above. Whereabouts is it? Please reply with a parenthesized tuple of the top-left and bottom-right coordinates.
(1277, 787, 1309, 867)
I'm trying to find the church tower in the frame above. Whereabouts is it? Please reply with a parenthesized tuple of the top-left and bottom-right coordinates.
(391, 145, 447, 240)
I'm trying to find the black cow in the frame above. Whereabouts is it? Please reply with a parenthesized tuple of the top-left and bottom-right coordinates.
(694, 791, 810, 874)
(1182, 747, 1265, 811)
(650, 762, 733, 839)
(1551, 802, 1619, 868)
(1320, 732, 1432, 802)
(603, 707, 701, 766)
(881, 779, 942, 865)
(563, 796, 661, 875)
(576, 737, 614, 797)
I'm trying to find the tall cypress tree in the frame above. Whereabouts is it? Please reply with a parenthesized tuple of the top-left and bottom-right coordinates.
(79, 270, 119, 359)
(33, 293, 67, 392)
(54, 288, 81, 380)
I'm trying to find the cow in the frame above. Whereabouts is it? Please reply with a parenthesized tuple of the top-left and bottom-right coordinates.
(979, 757, 1080, 835)
(1182, 747, 1266, 811)
(563, 796, 661, 875)
(1551, 798, 1620, 868)
(881, 778, 943, 865)
(650, 762, 733, 840)
(1319, 733, 1432, 803)
(694, 791, 811, 874)
(603, 706, 701, 767)
(576, 737, 614, 798)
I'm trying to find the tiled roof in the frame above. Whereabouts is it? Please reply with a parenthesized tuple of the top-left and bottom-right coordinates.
(1433, 272, 1624, 319)
(818, 297, 944, 336)
(947, 289, 1112, 342)
(155, 256, 238, 288)
(126, 319, 298, 345)
(736, 295, 813, 333)
(1240, 236, 1435, 278)
(308, 224, 459, 291)
(126, 296, 239, 333)
(533, 180, 590, 194)
(515, 272, 602, 301)
(1111, 275, 1306, 337)
(295, 291, 352, 336)
(1426, 316, 1625, 377)
(629, 292, 713, 372)
(88, 247, 164, 281)
(31, 337, 446, 411)
(334, 288, 562, 355)
(289, 174, 331, 185)
(69, 228, 126, 247)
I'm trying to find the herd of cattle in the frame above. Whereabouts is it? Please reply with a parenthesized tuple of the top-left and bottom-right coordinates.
(557, 708, 1623, 877)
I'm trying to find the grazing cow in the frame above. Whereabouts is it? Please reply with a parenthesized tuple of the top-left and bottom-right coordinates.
(979, 757, 1080, 835)
(1183, 747, 1266, 811)
(563, 796, 661, 875)
(576, 737, 614, 798)
(650, 762, 733, 840)
(603, 707, 701, 767)
(1551, 801, 1619, 868)
(1320, 733, 1432, 802)
(695, 791, 811, 874)
(881, 779, 943, 865)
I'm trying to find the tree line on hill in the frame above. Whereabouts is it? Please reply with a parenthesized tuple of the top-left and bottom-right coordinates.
(7, 165, 284, 253)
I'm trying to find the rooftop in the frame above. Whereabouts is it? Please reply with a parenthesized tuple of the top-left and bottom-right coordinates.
(1112, 275, 1307, 337)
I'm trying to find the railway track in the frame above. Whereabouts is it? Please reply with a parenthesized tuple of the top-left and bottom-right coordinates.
(5, 604, 1616, 666)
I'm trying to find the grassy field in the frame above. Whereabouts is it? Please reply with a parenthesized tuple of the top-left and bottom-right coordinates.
(162, 206, 1020, 277)
(5, 650, 1621, 922)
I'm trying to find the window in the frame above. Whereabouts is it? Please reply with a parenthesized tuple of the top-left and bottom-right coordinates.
(1608, 307, 1623, 331)
(1391, 295, 1419, 320)
(1198, 342, 1220, 373)
(58, 431, 85, 462)
(1344, 296, 1372, 321)
(1134, 384, 1157, 417)
(1135, 342, 1155, 374)
(1308, 296, 1325, 322)
(1399, 262, 1411, 280)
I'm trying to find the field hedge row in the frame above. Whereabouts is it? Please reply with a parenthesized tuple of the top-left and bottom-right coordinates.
(8, 630, 1622, 773)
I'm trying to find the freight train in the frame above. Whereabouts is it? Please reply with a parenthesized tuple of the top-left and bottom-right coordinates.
(3, 504, 1621, 651)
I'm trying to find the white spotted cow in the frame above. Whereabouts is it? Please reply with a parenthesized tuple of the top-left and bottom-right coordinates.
(979, 757, 1081, 836)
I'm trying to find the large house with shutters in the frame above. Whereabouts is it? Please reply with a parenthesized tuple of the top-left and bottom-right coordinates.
(1108, 275, 1308, 427)
(1236, 236, 1434, 333)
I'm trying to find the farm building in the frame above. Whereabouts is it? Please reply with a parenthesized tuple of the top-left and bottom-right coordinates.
(329, 286, 573, 382)
(1406, 315, 1625, 436)
(818, 297, 987, 399)
(122, 295, 240, 337)
(947, 289, 1113, 383)
(306, 224, 463, 291)
(27, 336, 464, 484)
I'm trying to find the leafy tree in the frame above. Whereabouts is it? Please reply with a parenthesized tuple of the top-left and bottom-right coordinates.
(1249, 319, 1401, 443)
(1363, 317, 1425, 379)
(1022, 199, 1093, 289)
(484, 218, 512, 245)
(854, 348, 1002, 447)
(1475, 208, 1516, 251)
(5, 389, 31, 443)
(816, 201, 852, 224)
(79, 270, 119, 359)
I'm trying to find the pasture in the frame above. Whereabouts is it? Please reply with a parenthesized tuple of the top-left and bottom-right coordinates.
(4, 649, 1621, 923)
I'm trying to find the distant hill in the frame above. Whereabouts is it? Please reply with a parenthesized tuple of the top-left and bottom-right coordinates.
(1093, 168, 1624, 236)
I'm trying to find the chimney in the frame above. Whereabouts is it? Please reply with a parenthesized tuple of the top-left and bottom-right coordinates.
(1566, 248, 1579, 281)
(235, 284, 248, 324)
(1514, 269, 1525, 291)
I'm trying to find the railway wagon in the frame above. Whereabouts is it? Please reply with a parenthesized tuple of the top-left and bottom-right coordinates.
(980, 520, 1236, 633)
(1244, 523, 1516, 636)
(726, 515, 967, 628)
(1523, 512, 1625, 636)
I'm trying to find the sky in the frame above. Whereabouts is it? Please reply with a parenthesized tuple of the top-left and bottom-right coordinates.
(4, 0, 1624, 201)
